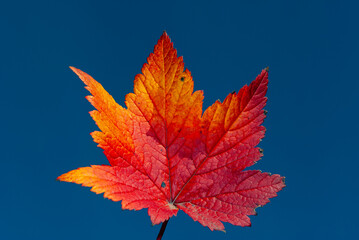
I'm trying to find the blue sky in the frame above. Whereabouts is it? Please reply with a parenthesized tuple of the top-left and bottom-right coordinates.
(1, 0, 358, 239)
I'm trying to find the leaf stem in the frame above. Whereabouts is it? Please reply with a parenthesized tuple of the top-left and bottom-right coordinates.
(156, 219, 169, 240)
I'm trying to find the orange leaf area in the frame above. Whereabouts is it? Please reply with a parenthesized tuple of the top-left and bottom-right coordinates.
(58, 32, 285, 231)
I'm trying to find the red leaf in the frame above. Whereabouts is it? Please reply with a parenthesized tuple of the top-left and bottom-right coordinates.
(58, 32, 285, 231)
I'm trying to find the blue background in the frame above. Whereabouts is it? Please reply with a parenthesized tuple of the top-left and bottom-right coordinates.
(1, 0, 358, 239)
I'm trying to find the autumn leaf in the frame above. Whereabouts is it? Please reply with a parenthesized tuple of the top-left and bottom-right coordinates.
(58, 32, 285, 235)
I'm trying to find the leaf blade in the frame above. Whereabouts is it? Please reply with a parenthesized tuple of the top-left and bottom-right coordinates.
(57, 165, 178, 224)
(70, 67, 135, 167)
(177, 170, 285, 231)
(172, 70, 269, 201)
(125, 32, 204, 200)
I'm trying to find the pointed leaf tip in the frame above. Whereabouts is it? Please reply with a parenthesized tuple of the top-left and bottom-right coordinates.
(69, 66, 77, 72)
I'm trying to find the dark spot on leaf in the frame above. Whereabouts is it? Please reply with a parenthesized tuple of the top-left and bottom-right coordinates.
(180, 77, 185, 81)
(259, 148, 263, 154)
(231, 91, 236, 94)
(264, 110, 268, 115)
(161, 182, 166, 188)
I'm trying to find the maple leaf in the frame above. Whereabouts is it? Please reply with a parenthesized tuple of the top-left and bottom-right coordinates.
(58, 32, 285, 234)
